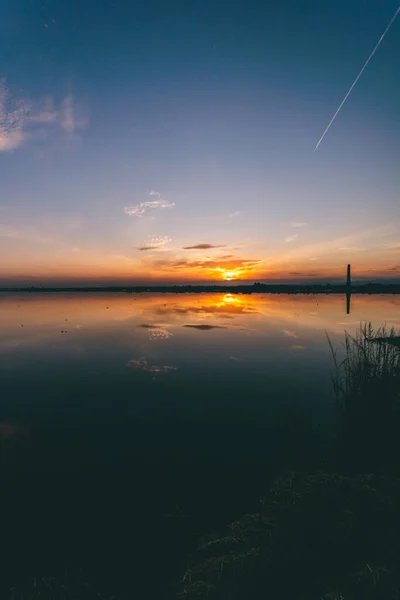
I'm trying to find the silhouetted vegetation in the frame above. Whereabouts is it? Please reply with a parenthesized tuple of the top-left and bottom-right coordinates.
(327, 323, 400, 470)
(173, 472, 400, 600)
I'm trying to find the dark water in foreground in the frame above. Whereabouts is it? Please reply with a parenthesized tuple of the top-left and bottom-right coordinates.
(1, 292, 399, 596)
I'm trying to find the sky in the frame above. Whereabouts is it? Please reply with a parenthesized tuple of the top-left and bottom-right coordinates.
(0, 0, 399, 286)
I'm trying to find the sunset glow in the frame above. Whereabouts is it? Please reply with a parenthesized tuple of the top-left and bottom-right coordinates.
(0, 2, 399, 287)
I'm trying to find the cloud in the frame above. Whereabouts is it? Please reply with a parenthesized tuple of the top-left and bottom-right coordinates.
(0, 80, 88, 152)
(338, 247, 364, 251)
(285, 234, 298, 243)
(137, 235, 172, 251)
(124, 192, 175, 218)
(388, 266, 400, 271)
(0, 80, 30, 151)
(151, 256, 262, 272)
(30, 95, 88, 134)
(290, 222, 308, 228)
(229, 211, 243, 218)
(182, 243, 226, 250)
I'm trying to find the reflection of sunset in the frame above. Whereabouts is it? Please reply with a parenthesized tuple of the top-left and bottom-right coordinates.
(0, 293, 399, 352)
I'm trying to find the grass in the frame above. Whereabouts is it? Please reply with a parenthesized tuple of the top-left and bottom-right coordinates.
(6, 572, 115, 600)
(326, 323, 400, 469)
(173, 471, 400, 599)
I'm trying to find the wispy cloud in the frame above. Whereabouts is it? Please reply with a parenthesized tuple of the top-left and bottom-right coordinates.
(137, 235, 172, 251)
(150, 256, 262, 274)
(0, 80, 88, 152)
(290, 222, 308, 228)
(338, 247, 365, 251)
(124, 191, 175, 218)
(284, 234, 298, 243)
(0, 80, 30, 151)
(0, 223, 50, 243)
(182, 243, 226, 250)
(229, 211, 243, 218)
(30, 95, 88, 134)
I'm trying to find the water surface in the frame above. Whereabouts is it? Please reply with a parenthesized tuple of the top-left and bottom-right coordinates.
(1, 292, 399, 468)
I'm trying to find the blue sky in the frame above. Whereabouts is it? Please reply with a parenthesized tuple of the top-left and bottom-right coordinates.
(0, 0, 399, 284)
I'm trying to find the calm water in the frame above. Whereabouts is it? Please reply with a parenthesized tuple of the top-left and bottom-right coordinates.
(1, 292, 399, 596)
(1, 292, 399, 462)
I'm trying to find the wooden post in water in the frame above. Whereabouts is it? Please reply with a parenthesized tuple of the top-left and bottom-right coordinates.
(346, 264, 351, 314)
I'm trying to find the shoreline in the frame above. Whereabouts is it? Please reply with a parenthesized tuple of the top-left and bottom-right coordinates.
(0, 283, 400, 294)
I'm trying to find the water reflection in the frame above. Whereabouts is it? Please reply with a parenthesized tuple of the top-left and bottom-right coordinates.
(0, 291, 399, 478)
(1, 292, 399, 351)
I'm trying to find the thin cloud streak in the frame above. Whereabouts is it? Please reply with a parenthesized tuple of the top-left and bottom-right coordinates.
(182, 243, 226, 250)
(290, 222, 308, 228)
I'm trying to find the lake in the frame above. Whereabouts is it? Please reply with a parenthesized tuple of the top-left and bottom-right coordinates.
(1, 292, 399, 597)
(1, 292, 399, 461)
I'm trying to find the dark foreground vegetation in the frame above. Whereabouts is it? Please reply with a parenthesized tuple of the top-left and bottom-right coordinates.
(2, 324, 400, 599)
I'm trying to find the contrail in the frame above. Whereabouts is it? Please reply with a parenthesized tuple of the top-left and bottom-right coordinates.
(314, 6, 400, 152)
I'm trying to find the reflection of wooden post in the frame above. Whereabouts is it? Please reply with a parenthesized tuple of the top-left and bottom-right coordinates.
(346, 292, 351, 315)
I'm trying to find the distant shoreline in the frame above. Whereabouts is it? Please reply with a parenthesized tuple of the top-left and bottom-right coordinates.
(1, 283, 400, 294)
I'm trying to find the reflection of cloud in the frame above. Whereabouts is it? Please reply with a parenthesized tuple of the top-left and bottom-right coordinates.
(149, 329, 173, 340)
(138, 323, 173, 339)
(290, 222, 308, 228)
(182, 244, 226, 250)
(154, 297, 259, 318)
(127, 357, 177, 373)
(290, 345, 305, 351)
(183, 324, 227, 330)
(285, 234, 298, 243)
(229, 355, 243, 361)
(124, 192, 174, 218)
(283, 329, 298, 339)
